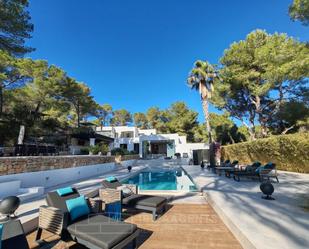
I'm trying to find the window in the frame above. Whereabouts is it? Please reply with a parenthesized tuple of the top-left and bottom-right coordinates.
(120, 131, 134, 138)
(120, 144, 127, 150)
(134, 143, 139, 154)
(77, 140, 85, 146)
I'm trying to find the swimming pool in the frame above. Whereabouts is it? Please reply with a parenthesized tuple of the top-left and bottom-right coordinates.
(122, 167, 197, 191)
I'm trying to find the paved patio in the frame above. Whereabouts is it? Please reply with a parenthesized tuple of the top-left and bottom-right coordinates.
(27, 204, 242, 249)
(17, 160, 309, 249)
(17, 164, 147, 231)
(183, 166, 309, 249)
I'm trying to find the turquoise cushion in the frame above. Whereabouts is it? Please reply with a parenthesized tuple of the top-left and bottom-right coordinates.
(56, 187, 74, 196)
(106, 176, 117, 183)
(0, 224, 3, 249)
(65, 196, 90, 221)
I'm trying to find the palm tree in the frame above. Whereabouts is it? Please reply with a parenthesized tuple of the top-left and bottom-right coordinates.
(187, 60, 218, 143)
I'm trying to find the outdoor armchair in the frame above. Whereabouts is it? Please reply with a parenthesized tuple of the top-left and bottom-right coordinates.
(36, 187, 139, 249)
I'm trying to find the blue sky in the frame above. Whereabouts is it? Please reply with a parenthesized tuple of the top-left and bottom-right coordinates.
(27, 0, 308, 122)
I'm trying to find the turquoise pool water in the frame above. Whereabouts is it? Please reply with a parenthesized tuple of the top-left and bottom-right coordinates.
(122, 167, 197, 191)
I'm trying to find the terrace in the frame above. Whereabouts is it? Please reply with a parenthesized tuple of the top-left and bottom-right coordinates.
(0, 157, 308, 249)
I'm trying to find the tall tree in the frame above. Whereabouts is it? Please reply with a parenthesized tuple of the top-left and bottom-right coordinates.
(2, 60, 69, 142)
(192, 123, 209, 143)
(0, 0, 34, 56)
(62, 78, 97, 127)
(134, 112, 148, 128)
(17, 60, 67, 119)
(213, 30, 309, 140)
(165, 102, 199, 142)
(96, 104, 112, 127)
(0, 50, 18, 115)
(110, 109, 132, 126)
(187, 60, 219, 142)
(0, 51, 38, 116)
(289, 0, 309, 25)
(268, 100, 309, 134)
(209, 112, 245, 145)
(146, 107, 169, 133)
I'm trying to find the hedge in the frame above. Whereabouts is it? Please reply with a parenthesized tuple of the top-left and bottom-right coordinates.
(221, 132, 309, 173)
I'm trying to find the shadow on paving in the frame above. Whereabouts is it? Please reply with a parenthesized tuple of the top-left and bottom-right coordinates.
(192, 169, 309, 249)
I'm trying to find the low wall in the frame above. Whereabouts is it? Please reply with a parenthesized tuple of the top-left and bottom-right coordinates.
(0, 155, 139, 176)
(0, 155, 139, 188)
(221, 133, 309, 173)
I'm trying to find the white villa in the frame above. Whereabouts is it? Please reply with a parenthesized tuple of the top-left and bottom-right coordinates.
(96, 126, 209, 161)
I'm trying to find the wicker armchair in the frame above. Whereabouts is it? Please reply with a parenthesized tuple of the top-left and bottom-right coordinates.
(36, 206, 64, 241)
(36, 197, 102, 242)
(36, 190, 139, 249)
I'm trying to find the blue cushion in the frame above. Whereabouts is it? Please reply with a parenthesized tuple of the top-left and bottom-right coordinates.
(264, 162, 274, 169)
(106, 176, 117, 183)
(105, 201, 122, 221)
(65, 196, 90, 221)
(56, 187, 74, 196)
(0, 224, 3, 249)
(255, 166, 264, 173)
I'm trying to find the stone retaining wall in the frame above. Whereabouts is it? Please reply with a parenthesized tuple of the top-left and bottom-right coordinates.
(0, 155, 139, 176)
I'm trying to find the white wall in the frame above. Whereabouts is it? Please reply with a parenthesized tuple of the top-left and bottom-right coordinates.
(0, 180, 21, 197)
(138, 129, 157, 135)
(97, 126, 209, 159)
(181, 143, 209, 158)
(0, 162, 115, 189)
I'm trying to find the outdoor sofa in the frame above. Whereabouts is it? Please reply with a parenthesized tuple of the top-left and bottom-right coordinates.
(36, 187, 139, 249)
(101, 177, 167, 220)
(233, 162, 279, 182)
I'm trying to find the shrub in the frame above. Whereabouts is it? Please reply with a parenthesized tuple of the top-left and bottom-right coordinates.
(88, 143, 110, 155)
(111, 148, 139, 156)
(80, 147, 89, 155)
(111, 148, 127, 156)
(88, 145, 100, 155)
(221, 132, 309, 173)
(100, 144, 109, 155)
(129, 150, 138, 155)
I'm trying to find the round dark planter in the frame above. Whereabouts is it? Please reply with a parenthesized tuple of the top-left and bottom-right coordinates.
(200, 161, 205, 170)
(0, 196, 20, 219)
(127, 166, 132, 172)
(260, 181, 275, 200)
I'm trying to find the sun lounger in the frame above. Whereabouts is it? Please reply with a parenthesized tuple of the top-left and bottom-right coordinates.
(101, 177, 167, 220)
(233, 163, 279, 182)
(225, 162, 261, 178)
(215, 160, 239, 175)
(36, 187, 139, 249)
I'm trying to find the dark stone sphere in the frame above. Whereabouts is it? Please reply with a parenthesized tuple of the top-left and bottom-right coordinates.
(201, 161, 205, 169)
(0, 196, 20, 215)
(260, 182, 274, 196)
